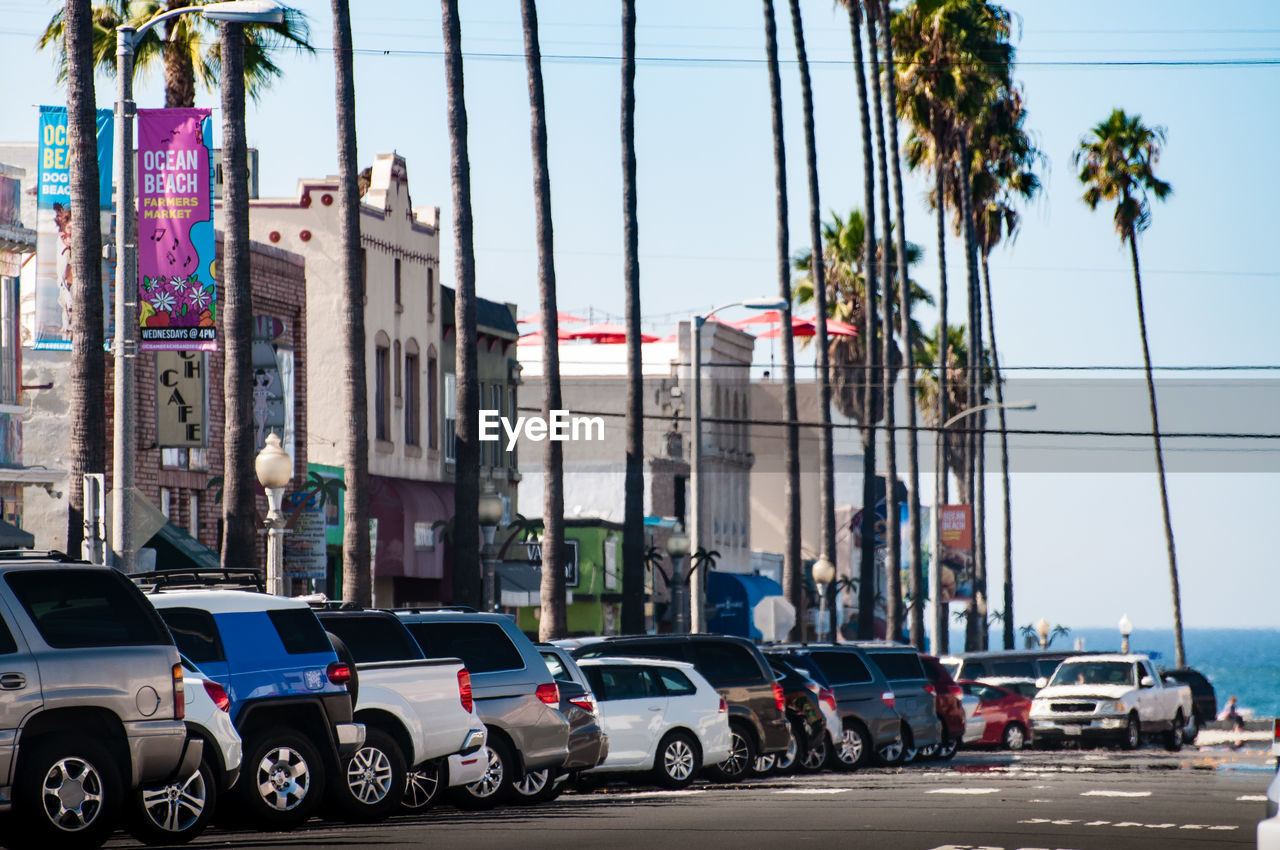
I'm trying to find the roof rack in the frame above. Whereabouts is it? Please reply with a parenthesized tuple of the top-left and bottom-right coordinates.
(131, 568, 265, 594)
(0, 549, 85, 563)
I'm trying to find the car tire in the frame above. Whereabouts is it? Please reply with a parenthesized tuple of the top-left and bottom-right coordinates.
(12, 734, 121, 850)
(1122, 714, 1141, 751)
(1002, 723, 1028, 752)
(450, 736, 516, 810)
(1164, 711, 1184, 752)
(934, 732, 959, 761)
(797, 731, 828, 774)
(653, 731, 701, 789)
(705, 725, 755, 783)
(401, 760, 445, 814)
(332, 727, 406, 822)
(771, 726, 800, 776)
(511, 768, 560, 805)
(128, 753, 217, 845)
(1182, 710, 1200, 745)
(827, 721, 870, 771)
(236, 727, 326, 829)
(875, 727, 907, 767)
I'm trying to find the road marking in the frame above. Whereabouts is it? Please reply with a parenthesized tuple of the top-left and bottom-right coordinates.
(1238, 794, 1268, 801)
(1080, 789, 1151, 797)
(1020, 818, 1238, 831)
(927, 787, 1001, 795)
(773, 788, 850, 795)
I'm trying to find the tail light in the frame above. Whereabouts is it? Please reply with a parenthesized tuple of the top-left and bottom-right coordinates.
(458, 669, 474, 713)
(818, 687, 838, 713)
(568, 693, 595, 714)
(536, 683, 560, 706)
(172, 663, 185, 720)
(880, 690, 896, 710)
(326, 661, 352, 686)
(718, 697, 729, 714)
(947, 684, 964, 698)
(203, 679, 230, 713)
(1272, 718, 1280, 757)
(924, 683, 936, 696)
(772, 682, 786, 713)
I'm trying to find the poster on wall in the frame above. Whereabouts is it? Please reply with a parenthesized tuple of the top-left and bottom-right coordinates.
(937, 504, 974, 602)
(34, 105, 114, 349)
(283, 492, 326, 580)
(136, 108, 216, 350)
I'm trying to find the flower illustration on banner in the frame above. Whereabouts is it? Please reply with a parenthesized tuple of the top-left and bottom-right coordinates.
(190, 286, 211, 310)
(153, 290, 176, 313)
(170, 274, 188, 293)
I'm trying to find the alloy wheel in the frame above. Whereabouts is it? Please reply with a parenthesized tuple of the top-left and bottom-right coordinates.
(513, 769, 550, 798)
(467, 746, 505, 799)
(402, 765, 440, 811)
(878, 740, 903, 763)
(1004, 724, 1026, 751)
(721, 731, 751, 778)
(40, 756, 105, 832)
(663, 738, 696, 782)
(255, 746, 312, 812)
(140, 768, 206, 834)
(346, 745, 394, 804)
(838, 727, 865, 765)
(801, 736, 828, 770)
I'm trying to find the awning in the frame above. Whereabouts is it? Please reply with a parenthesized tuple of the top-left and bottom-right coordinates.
(496, 562, 574, 608)
(146, 522, 221, 571)
(0, 519, 34, 548)
(370, 477, 453, 580)
(706, 572, 785, 641)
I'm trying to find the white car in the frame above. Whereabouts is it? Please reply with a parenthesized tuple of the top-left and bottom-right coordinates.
(579, 657, 730, 789)
(128, 659, 243, 844)
(960, 694, 987, 744)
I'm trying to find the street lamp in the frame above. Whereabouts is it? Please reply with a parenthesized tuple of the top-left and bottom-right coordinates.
(665, 523, 691, 633)
(110, 0, 284, 572)
(1118, 613, 1133, 654)
(478, 485, 504, 612)
(1035, 616, 1051, 650)
(689, 297, 785, 632)
(941, 400, 1036, 430)
(811, 556, 836, 642)
(254, 432, 292, 596)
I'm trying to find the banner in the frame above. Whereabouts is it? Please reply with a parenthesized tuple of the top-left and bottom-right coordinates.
(155, 351, 207, 447)
(137, 108, 216, 350)
(938, 504, 974, 603)
(34, 105, 113, 349)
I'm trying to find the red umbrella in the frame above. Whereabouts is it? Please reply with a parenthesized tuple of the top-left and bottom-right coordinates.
(516, 310, 587, 325)
(516, 327, 577, 345)
(727, 309, 787, 328)
(757, 316, 857, 339)
(567, 322, 659, 344)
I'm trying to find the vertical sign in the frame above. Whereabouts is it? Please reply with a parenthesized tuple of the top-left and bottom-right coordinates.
(283, 493, 327, 580)
(136, 108, 216, 350)
(34, 105, 113, 349)
(938, 505, 974, 602)
(155, 351, 207, 447)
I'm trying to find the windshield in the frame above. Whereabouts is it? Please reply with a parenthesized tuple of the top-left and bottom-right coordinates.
(1049, 661, 1134, 688)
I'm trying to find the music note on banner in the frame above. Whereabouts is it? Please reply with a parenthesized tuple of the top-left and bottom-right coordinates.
(150, 228, 165, 242)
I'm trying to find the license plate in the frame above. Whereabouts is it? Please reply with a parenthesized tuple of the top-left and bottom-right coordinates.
(1062, 724, 1082, 735)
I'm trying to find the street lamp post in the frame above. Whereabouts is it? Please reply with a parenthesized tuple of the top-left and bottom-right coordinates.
(665, 523, 691, 633)
(254, 433, 292, 595)
(928, 400, 1035, 654)
(811, 556, 835, 642)
(1118, 613, 1133, 654)
(1035, 616, 1051, 650)
(689, 297, 785, 632)
(109, 1, 283, 572)
(478, 486, 504, 612)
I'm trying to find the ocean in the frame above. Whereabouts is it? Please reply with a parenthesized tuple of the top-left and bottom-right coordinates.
(947, 627, 1280, 719)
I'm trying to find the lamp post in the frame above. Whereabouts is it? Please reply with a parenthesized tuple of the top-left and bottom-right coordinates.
(254, 433, 292, 596)
(928, 399, 1036, 654)
(811, 556, 835, 642)
(689, 297, 785, 632)
(665, 523, 691, 633)
(1035, 616, 1051, 650)
(109, 0, 284, 573)
(1118, 613, 1133, 654)
(478, 485, 504, 612)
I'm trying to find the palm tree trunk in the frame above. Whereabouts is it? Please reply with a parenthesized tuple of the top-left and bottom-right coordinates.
(441, 0, 481, 608)
(619, 0, 645, 635)
(332, 0, 370, 605)
(866, 8, 899, 643)
(881, 0, 924, 650)
(981, 254, 1014, 649)
(65, 0, 105, 558)
(162, 1, 197, 109)
(1129, 236, 1185, 669)
(845, 0, 879, 641)
(762, 0, 803, 641)
(789, 0, 837, 640)
(522, 0, 566, 639)
(219, 22, 256, 568)
(957, 134, 985, 652)
(930, 125, 949, 656)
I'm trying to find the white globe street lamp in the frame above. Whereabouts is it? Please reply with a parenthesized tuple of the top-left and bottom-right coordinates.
(254, 432, 292, 596)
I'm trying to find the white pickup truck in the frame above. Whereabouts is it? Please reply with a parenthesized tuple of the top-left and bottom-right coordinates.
(317, 610, 486, 820)
(1029, 653, 1193, 750)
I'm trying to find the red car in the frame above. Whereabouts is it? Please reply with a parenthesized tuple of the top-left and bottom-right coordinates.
(959, 680, 1033, 750)
(919, 653, 966, 759)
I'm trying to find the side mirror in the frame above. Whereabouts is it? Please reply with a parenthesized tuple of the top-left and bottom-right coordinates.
(1035, 677, 1047, 690)
(1140, 676, 1154, 688)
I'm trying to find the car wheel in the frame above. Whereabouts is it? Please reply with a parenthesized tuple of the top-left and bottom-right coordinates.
(13, 734, 121, 850)
(1164, 711, 1184, 752)
(935, 733, 959, 761)
(875, 728, 906, 767)
(797, 732, 828, 774)
(828, 722, 870, 771)
(1182, 710, 1200, 745)
(706, 726, 755, 783)
(129, 754, 216, 845)
(653, 732, 701, 789)
(511, 768, 561, 805)
(450, 737, 516, 810)
(237, 727, 326, 829)
(771, 728, 800, 775)
(1002, 723, 1028, 752)
(1122, 714, 1141, 751)
(401, 761, 444, 813)
(332, 728, 405, 822)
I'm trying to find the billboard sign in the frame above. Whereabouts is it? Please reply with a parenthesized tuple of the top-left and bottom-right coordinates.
(938, 504, 974, 602)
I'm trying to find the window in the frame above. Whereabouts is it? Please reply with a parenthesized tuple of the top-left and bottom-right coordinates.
(160, 488, 173, 520)
(579, 640, 687, 664)
(990, 660, 1036, 677)
(444, 373, 457, 462)
(4, 569, 170, 649)
(394, 340, 402, 403)
(405, 621, 524, 673)
(405, 352, 420, 446)
(157, 607, 225, 665)
(653, 666, 697, 696)
(393, 257, 402, 308)
(413, 522, 434, 550)
(0, 610, 17, 654)
(692, 641, 764, 686)
(188, 492, 199, 538)
(585, 665, 661, 701)
(426, 266, 435, 315)
(360, 248, 367, 298)
(809, 650, 873, 686)
(375, 344, 390, 442)
(319, 615, 423, 664)
(267, 608, 333, 655)
(161, 448, 208, 471)
(490, 384, 502, 467)
(542, 651, 573, 684)
(427, 353, 438, 450)
(866, 651, 927, 682)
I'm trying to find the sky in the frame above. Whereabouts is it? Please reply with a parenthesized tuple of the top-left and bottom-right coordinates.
(0, 0, 1277, 629)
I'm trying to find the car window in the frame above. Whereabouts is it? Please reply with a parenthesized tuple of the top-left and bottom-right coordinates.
(1034, 659, 1064, 678)
(809, 650, 873, 685)
(1049, 661, 1135, 688)
(0, 609, 15, 655)
(319, 615, 423, 664)
(866, 651, 926, 682)
(542, 651, 575, 684)
(990, 660, 1036, 677)
(266, 608, 333, 655)
(585, 665, 660, 701)
(406, 621, 525, 673)
(691, 642, 763, 686)
(5, 569, 170, 649)
(157, 607, 225, 665)
(653, 666, 697, 696)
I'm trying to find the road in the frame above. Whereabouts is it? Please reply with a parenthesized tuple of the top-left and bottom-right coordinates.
(106, 744, 1275, 850)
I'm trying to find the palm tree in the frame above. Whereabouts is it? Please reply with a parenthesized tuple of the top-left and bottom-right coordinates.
(521, 0, 567, 640)
(441, 0, 482, 609)
(619, 0, 645, 635)
(64, 0, 106, 558)
(40, 0, 312, 108)
(1074, 109, 1183, 669)
(761, 0, 803, 639)
(330, 0, 370, 604)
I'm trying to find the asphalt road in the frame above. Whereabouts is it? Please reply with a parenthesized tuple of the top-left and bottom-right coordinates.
(105, 744, 1276, 850)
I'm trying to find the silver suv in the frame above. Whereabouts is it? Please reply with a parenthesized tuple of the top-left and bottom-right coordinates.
(0, 554, 200, 848)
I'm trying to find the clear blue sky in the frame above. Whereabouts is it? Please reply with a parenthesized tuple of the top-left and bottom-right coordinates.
(1, 0, 1277, 629)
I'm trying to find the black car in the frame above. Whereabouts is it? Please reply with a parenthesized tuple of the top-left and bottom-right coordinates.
(1160, 667, 1217, 744)
(763, 655, 830, 775)
(567, 634, 790, 781)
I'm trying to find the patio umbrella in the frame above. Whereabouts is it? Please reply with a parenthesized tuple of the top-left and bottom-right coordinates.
(753, 595, 797, 643)
(757, 316, 857, 339)
(516, 327, 578, 345)
(567, 322, 659, 344)
(727, 309, 786, 328)
(516, 310, 587, 325)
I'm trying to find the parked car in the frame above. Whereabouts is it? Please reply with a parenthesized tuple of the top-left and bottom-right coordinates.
(1259, 762, 1280, 849)
(960, 693, 986, 745)
(129, 657, 242, 844)
(1159, 667, 1217, 744)
(919, 653, 966, 760)
(854, 643, 943, 765)
(976, 676, 1041, 700)
(765, 645, 899, 772)
(395, 610, 569, 809)
(533, 644, 609, 801)
(0, 555, 200, 848)
(316, 608, 485, 820)
(142, 580, 363, 829)
(567, 634, 790, 782)
(940, 649, 1082, 683)
(762, 654, 833, 775)
(959, 680, 1033, 750)
(578, 657, 730, 789)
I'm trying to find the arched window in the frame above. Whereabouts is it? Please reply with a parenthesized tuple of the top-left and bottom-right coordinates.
(404, 339, 420, 447)
(427, 346, 438, 450)
(374, 330, 391, 442)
